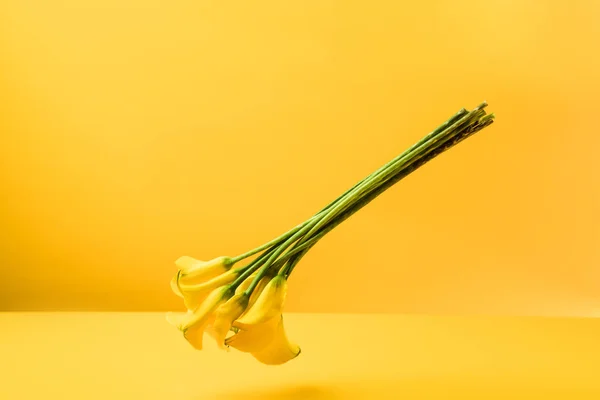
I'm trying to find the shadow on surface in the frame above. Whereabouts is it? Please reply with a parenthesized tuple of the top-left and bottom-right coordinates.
(207, 384, 342, 400)
(206, 378, 600, 400)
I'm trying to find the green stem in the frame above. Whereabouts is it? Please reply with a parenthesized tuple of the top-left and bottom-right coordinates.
(229, 110, 473, 265)
(230, 163, 381, 264)
(274, 107, 477, 274)
(243, 213, 325, 295)
(230, 226, 302, 264)
(229, 246, 276, 289)
(294, 105, 486, 249)
(283, 107, 494, 276)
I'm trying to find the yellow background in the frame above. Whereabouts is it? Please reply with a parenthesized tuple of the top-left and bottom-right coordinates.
(1, 0, 599, 315)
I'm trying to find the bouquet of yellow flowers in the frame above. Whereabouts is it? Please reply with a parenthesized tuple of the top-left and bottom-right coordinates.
(167, 102, 495, 365)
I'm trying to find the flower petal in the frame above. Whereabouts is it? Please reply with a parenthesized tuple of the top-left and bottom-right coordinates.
(177, 270, 238, 311)
(178, 269, 237, 293)
(235, 275, 287, 327)
(234, 271, 258, 295)
(171, 286, 232, 350)
(182, 291, 211, 312)
(176, 256, 231, 285)
(182, 286, 231, 331)
(210, 293, 249, 349)
(183, 313, 216, 350)
(170, 273, 184, 298)
(246, 274, 272, 310)
(251, 316, 301, 365)
(225, 316, 279, 353)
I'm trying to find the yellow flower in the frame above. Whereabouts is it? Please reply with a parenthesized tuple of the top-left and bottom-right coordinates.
(169, 255, 238, 310)
(236, 274, 286, 326)
(208, 292, 249, 349)
(225, 275, 301, 365)
(176, 269, 238, 311)
(250, 315, 301, 365)
(171, 256, 232, 296)
(246, 273, 274, 310)
(167, 285, 232, 350)
(234, 271, 258, 295)
(204, 271, 266, 349)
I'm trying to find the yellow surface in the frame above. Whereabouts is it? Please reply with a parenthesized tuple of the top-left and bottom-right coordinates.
(1, 312, 599, 399)
(1, 1, 600, 315)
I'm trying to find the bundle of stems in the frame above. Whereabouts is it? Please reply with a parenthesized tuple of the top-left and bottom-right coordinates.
(169, 101, 495, 364)
(225, 101, 495, 294)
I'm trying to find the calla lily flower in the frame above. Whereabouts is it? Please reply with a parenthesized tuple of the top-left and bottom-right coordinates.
(209, 292, 249, 349)
(169, 255, 238, 311)
(225, 275, 301, 365)
(249, 315, 301, 365)
(167, 285, 233, 350)
(178, 256, 232, 281)
(203, 271, 256, 349)
(236, 275, 286, 326)
(176, 269, 238, 311)
(170, 256, 232, 298)
(204, 271, 273, 350)
(246, 273, 274, 310)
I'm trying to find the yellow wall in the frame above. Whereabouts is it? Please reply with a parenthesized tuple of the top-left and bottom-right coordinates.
(1, 0, 599, 315)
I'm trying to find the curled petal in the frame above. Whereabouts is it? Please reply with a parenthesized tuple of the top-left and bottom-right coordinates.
(170, 273, 183, 298)
(235, 275, 287, 328)
(182, 290, 211, 312)
(210, 293, 249, 349)
(171, 286, 232, 350)
(226, 315, 301, 365)
(247, 274, 273, 310)
(251, 316, 301, 365)
(181, 286, 231, 330)
(178, 269, 237, 293)
(234, 271, 258, 295)
(183, 313, 216, 350)
(225, 315, 279, 353)
(176, 256, 232, 285)
(178, 270, 238, 311)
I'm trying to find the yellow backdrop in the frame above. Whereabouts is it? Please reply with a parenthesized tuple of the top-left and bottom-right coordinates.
(1, 0, 598, 315)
